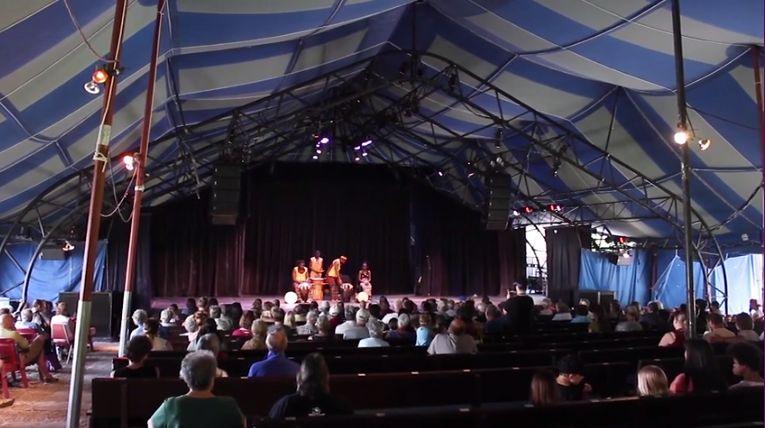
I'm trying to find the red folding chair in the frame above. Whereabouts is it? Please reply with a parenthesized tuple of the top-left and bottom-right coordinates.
(51, 323, 74, 366)
(15, 328, 37, 342)
(0, 338, 29, 399)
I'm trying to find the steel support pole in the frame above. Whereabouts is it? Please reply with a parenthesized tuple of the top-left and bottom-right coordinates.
(66, 1, 129, 426)
(118, 0, 166, 358)
(671, 0, 697, 338)
(753, 46, 765, 314)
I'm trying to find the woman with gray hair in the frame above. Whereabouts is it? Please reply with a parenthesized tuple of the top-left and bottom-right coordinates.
(149, 351, 244, 428)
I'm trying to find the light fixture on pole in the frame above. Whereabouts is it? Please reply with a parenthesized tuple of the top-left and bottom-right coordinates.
(673, 123, 690, 145)
(697, 139, 711, 151)
(83, 67, 110, 95)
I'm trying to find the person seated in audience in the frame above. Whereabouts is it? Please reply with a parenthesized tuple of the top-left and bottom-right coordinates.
(334, 306, 355, 336)
(51, 301, 71, 324)
(312, 315, 337, 341)
(588, 304, 612, 333)
(183, 297, 209, 332)
(149, 351, 244, 428)
(728, 342, 764, 389)
(189, 318, 222, 352)
(269, 308, 295, 337)
(232, 314, 254, 339)
(555, 355, 591, 401)
(703, 313, 736, 343)
(327, 303, 344, 330)
(196, 334, 228, 378)
(317, 300, 330, 316)
(551, 302, 572, 321)
(669, 339, 727, 394)
(606, 301, 621, 321)
(0, 360, 14, 408)
(160, 309, 176, 329)
(182, 298, 197, 317)
(733, 313, 760, 342)
(144, 318, 172, 351)
(616, 311, 643, 332)
(530, 369, 559, 406)
(636, 365, 669, 397)
(241, 320, 268, 351)
(538, 298, 554, 318)
(112, 336, 160, 378)
(15, 308, 43, 333)
(483, 305, 505, 337)
(416, 313, 434, 347)
(207, 305, 230, 332)
(225, 303, 241, 329)
(427, 319, 477, 355)
(640, 301, 667, 331)
(261, 301, 275, 323)
(268, 352, 352, 418)
(658, 312, 687, 348)
(343, 309, 370, 340)
(185, 311, 209, 347)
(0, 314, 56, 383)
(129, 309, 148, 340)
(248, 328, 300, 378)
(297, 310, 320, 336)
(570, 305, 591, 324)
(386, 313, 416, 343)
(358, 321, 389, 348)
(378, 296, 393, 317)
(31, 299, 51, 331)
(709, 301, 722, 315)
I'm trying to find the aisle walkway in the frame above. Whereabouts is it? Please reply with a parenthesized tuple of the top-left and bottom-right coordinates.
(0, 341, 116, 428)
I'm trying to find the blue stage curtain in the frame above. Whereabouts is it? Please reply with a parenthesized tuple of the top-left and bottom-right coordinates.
(711, 254, 763, 314)
(653, 250, 705, 309)
(0, 240, 107, 304)
(578, 249, 650, 306)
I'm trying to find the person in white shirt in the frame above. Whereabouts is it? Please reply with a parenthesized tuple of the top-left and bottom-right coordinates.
(427, 319, 477, 355)
(702, 313, 736, 343)
(334, 307, 356, 336)
(129, 309, 148, 340)
(358, 321, 389, 348)
(51, 301, 72, 325)
(728, 342, 764, 389)
(734, 313, 761, 342)
(209, 305, 232, 331)
(343, 310, 371, 340)
(144, 318, 172, 351)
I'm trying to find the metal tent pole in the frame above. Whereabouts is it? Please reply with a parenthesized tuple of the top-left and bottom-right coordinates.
(66, 1, 129, 426)
(118, 0, 167, 358)
(670, 0, 696, 338)
(753, 46, 764, 313)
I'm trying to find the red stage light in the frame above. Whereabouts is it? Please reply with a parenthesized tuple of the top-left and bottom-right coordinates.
(618, 236, 626, 244)
(92, 68, 109, 85)
(523, 206, 534, 214)
(548, 204, 561, 212)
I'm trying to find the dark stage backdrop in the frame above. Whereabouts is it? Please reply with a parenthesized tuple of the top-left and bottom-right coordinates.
(546, 225, 591, 305)
(147, 164, 524, 297)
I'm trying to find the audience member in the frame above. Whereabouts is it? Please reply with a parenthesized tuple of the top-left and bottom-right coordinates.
(669, 339, 727, 394)
(358, 321, 389, 348)
(570, 305, 591, 324)
(386, 313, 416, 343)
(703, 313, 736, 343)
(343, 309, 370, 340)
(129, 309, 148, 340)
(530, 369, 559, 406)
(268, 353, 352, 418)
(505, 282, 534, 334)
(148, 351, 244, 428)
(144, 318, 172, 351)
(15, 309, 43, 333)
(640, 301, 667, 331)
(637, 365, 669, 397)
(0, 314, 56, 382)
(112, 336, 159, 378)
(427, 319, 477, 355)
(727, 342, 764, 389)
(334, 306, 356, 336)
(241, 320, 268, 351)
(269, 308, 295, 337)
(311, 315, 335, 341)
(588, 304, 612, 333)
(616, 311, 643, 333)
(297, 310, 319, 336)
(51, 301, 71, 324)
(658, 312, 687, 348)
(555, 355, 591, 401)
(247, 328, 299, 378)
(733, 313, 760, 342)
(196, 334, 228, 377)
(231, 312, 254, 338)
(551, 302, 572, 321)
(415, 313, 434, 347)
(538, 298, 554, 317)
(210, 305, 232, 332)
(182, 298, 197, 316)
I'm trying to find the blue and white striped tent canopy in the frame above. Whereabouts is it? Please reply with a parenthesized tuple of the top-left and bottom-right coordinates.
(0, 0, 762, 248)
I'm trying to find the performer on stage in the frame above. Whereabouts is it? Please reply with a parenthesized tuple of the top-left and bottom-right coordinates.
(358, 261, 372, 297)
(326, 255, 347, 300)
(291, 260, 310, 302)
(309, 250, 324, 279)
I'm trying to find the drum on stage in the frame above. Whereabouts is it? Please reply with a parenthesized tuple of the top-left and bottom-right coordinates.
(297, 282, 311, 302)
(341, 283, 354, 303)
(310, 278, 324, 301)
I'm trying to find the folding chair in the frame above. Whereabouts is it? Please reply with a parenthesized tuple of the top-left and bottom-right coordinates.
(0, 338, 29, 399)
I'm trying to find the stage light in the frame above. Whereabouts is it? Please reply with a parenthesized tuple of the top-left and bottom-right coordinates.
(319, 137, 330, 144)
(284, 292, 298, 305)
(512, 210, 520, 217)
(467, 172, 475, 178)
(673, 124, 689, 145)
(617, 236, 626, 244)
(437, 170, 444, 177)
(522, 206, 534, 214)
(353, 145, 361, 151)
(354, 156, 361, 162)
(362, 151, 368, 157)
(83, 81, 100, 95)
(361, 139, 373, 147)
(84, 67, 110, 95)
(357, 291, 369, 303)
(316, 148, 322, 154)
(312, 155, 319, 160)
(698, 139, 711, 151)
(548, 204, 561, 212)
(122, 153, 136, 171)
(62, 241, 75, 252)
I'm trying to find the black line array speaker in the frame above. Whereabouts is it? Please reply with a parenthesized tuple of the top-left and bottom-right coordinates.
(210, 164, 242, 225)
(58, 292, 119, 337)
(485, 174, 513, 231)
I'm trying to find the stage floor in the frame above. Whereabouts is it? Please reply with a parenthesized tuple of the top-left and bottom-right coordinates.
(150, 294, 547, 312)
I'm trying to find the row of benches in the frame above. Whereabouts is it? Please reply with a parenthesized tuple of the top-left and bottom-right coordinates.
(91, 357, 750, 428)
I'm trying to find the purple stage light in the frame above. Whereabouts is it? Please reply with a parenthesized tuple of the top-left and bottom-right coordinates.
(361, 139, 373, 147)
(319, 137, 330, 144)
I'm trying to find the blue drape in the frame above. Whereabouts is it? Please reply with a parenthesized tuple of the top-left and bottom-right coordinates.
(578, 249, 650, 306)
(710, 254, 763, 314)
(0, 240, 107, 303)
(653, 251, 705, 309)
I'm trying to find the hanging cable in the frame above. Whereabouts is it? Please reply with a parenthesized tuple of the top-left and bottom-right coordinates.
(62, 0, 119, 63)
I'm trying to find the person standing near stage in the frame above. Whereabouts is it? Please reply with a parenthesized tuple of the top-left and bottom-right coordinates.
(309, 250, 324, 279)
(326, 256, 347, 300)
(358, 261, 372, 297)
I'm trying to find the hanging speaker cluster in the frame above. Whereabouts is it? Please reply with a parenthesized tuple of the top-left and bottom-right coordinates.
(210, 164, 242, 226)
(485, 174, 512, 230)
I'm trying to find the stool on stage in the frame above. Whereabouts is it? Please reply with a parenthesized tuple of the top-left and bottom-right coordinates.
(310, 278, 324, 301)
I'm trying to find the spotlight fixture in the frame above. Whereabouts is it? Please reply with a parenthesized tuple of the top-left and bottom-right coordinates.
(316, 149, 322, 154)
(698, 139, 711, 151)
(62, 240, 75, 252)
(122, 153, 137, 171)
(361, 139, 373, 147)
(83, 66, 110, 95)
(354, 156, 361, 162)
(319, 137, 330, 145)
(495, 128, 503, 150)
(522, 206, 534, 214)
(362, 151, 368, 157)
(673, 123, 690, 145)
(312, 155, 319, 160)
(437, 170, 444, 177)
(467, 172, 476, 178)
(511, 210, 520, 217)
(547, 204, 561, 212)
(353, 145, 362, 151)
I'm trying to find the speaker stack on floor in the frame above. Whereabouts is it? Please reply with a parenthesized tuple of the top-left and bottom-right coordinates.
(485, 174, 513, 231)
(58, 292, 120, 337)
(210, 164, 242, 226)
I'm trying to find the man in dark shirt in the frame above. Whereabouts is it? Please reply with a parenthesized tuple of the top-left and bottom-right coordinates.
(483, 305, 506, 337)
(555, 355, 592, 401)
(505, 282, 535, 334)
